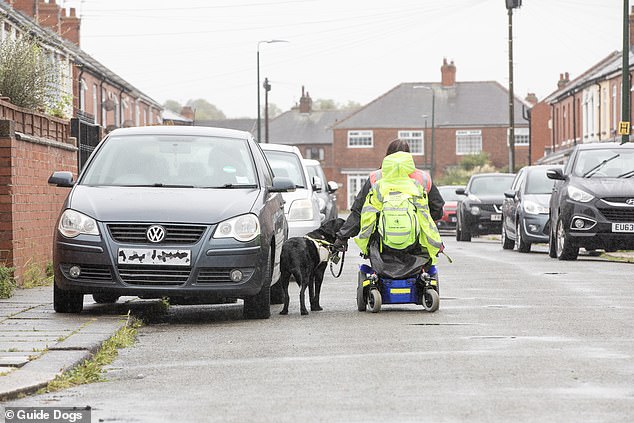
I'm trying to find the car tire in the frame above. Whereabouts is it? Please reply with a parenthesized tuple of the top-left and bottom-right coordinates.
(53, 283, 83, 313)
(269, 279, 284, 305)
(556, 217, 578, 260)
(516, 219, 531, 253)
(501, 225, 514, 250)
(548, 220, 558, 258)
(243, 248, 272, 319)
(92, 293, 120, 304)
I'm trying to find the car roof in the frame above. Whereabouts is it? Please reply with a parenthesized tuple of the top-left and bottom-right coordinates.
(573, 141, 634, 150)
(259, 143, 302, 155)
(302, 159, 320, 166)
(470, 173, 515, 178)
(107, 125, 252, 139)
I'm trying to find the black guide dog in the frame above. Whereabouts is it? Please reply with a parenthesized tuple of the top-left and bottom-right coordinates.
(279, 218, 345, 315)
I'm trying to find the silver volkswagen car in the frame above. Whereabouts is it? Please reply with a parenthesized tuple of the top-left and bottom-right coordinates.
(48, 126, 293, 319)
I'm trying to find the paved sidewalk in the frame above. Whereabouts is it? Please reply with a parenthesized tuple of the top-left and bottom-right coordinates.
(0, 287, 128, 401)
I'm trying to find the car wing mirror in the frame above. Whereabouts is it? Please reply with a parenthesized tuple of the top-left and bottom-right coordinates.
(455, 187, 466, 195)
(504, 189, 517, 199)
(48, 171, 74, 187)
(311, 175, 323, 192)
(546, 168, 566, 181)
(327, 180, 339, 193)
(270, 176, 296, 192)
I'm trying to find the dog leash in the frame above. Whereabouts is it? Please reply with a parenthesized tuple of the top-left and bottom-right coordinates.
(305, 236, 346, 278)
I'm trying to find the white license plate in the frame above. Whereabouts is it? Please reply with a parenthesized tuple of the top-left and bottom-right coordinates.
(490, 214, 502, 221)
(612, 223, 634, 233)
(450, 217, 457, 222)
(118, 248, 191, 266)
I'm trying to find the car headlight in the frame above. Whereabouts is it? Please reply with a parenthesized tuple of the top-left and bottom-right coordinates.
(288, 198, 314, 221)
(568, 186, 594, 203)
(58, 209, 99, 238)
(523, 200, 549, 215)
(469, 205, 480, 215)
(213, 214, 260, 242)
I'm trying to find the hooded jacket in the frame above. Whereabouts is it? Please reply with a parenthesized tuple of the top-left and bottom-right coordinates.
(354, 151, 443, 265)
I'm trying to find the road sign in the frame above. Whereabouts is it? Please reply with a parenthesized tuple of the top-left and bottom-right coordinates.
(618, 121, 630, 135)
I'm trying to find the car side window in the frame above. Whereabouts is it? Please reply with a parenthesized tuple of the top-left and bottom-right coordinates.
(252, 144, 274, 186)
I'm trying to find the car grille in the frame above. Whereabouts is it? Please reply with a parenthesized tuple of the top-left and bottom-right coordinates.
(61, 264, 113, 282)
(108, 224, 207, 244)
(196, 268, 255, 284)
(597, 208, 634, 222)
(479, 204, 502, 213)
(117, 265, 191, 286)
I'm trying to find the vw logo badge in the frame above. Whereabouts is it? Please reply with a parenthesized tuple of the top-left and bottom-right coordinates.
(627, 199, 634, 206)
(146, 225, 166, 243)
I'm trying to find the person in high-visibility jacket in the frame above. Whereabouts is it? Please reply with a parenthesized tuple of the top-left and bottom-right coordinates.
(334, 139, 444, 278)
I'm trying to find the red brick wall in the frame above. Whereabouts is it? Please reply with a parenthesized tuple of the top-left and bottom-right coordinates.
(0, 108, 76, 284)
(530, 102, 551, 162)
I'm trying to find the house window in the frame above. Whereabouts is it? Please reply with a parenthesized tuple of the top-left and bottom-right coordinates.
(612, 84, 618, 134)
(347, 130, 373, 148)
(507, 127, 529, 146)
(398, 130, 424, 155)
(79, 79, 87, 111)
(456, 130, 482, 155)
(305, 147, 324, 160)
(347, 174, 368, 210)
(135, 102, 140, 126)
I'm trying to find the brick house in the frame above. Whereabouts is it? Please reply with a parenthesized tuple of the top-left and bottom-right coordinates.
(1, 0, 162, 129)
(268, 87, 356, 182)
(533, 7, 634, 165)
(331, 59, 529, 210)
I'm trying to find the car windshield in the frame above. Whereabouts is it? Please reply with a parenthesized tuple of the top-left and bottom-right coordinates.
(469, 176, 514, 195)
(438, 186, 462, 201)
(306, 164, 326, 183)
(264, 151, 306, 188)
(573, 149, 634, 178)
(81, 134, 258, 188)
(526, 169, 556, 194)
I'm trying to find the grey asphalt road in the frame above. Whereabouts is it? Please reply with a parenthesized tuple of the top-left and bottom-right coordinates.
(5, 236, 634, 422)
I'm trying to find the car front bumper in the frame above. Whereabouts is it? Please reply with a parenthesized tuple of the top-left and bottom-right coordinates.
(519, 213, 550, 243)
(560, 201, 634, 251)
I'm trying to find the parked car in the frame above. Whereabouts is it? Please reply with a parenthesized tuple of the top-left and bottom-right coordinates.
(455, 173, 515, 241)
(436, 185, 463, 230)
(303, 159, 339, 222)
(501, 165, 560, 252)
(48, 126, 294, 319)
(547, 142, 634, 260)
(260, 144, 322, 238)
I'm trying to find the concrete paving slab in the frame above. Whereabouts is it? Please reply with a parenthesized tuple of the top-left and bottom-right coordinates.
(0, 355, 31, 367)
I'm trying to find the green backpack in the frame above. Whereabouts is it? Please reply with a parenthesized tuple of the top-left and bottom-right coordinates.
(377, 190, 419, 250)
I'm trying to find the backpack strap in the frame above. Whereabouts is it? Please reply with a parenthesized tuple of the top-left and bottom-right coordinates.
(369, 169, 382, 186)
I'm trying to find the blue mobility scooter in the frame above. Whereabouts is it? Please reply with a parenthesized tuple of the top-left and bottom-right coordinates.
(356, 263, 439, 313)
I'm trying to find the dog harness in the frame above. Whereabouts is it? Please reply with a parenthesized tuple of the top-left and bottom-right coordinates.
(305, 236, 331, 263)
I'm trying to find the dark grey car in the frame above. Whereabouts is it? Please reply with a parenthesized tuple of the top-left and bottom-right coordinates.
(48, 126, 294, 319)
(547, 142, 634, 260)
(501, 165, 559, 252)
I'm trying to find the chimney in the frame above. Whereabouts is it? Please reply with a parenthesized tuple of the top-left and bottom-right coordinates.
(299, 86, 312, 114)
(180, 106, 194, 120)
(524, 92, 538, 106)
(557, 72, 570, 90)
(12, 0, 38, 18)
(37, 0, 62, 34)
(441, 58, 456, 87)
(60, 8, 81, 46)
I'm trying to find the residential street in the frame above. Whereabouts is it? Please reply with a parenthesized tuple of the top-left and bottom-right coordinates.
(4, 236, 633, 422)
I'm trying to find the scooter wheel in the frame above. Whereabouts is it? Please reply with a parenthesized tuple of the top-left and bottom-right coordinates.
(422, 288, 439, 312)
(367, 289, 382, 313)
(357, 285, 367, 312)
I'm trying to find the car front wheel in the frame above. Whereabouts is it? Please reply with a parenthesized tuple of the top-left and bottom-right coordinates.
(243, 248, 272, 319)
(516, 219, 531, 253)
(54, 283, 83, 313)
(556, 217, 578, 260)
(501, 224, 514, 250)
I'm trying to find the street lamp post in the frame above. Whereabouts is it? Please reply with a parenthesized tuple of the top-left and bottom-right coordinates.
(413, 85, 436, 177)
(257, 39, 288, 143)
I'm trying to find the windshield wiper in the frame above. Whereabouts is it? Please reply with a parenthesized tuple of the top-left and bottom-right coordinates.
(151, 183, 194, 188)
(617, 169, 634, 178)
(583, 154, 620, 178)
(213, 184, 258, 189)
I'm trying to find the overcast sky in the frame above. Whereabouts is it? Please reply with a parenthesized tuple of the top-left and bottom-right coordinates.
(60, 0, 622, 118)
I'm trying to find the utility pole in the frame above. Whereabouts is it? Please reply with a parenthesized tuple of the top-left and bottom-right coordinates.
(506, 0, 522, 172)
(622, 0, 631, 144)
(263, 77, 271, 143)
